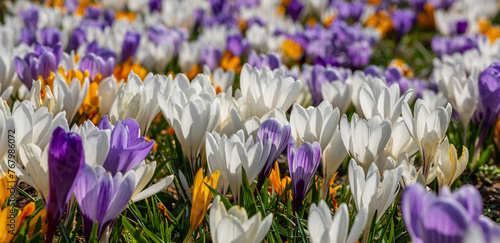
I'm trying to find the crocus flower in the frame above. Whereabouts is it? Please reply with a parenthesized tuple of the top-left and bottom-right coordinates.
(41, 27, 61, 48)
(321, 80, 352, 115)
(79, 53, 115, 81)
(19, 27, 37, 46)
(402, 99, 452, 180)
(402, 184, 500, 243)
(189, 168, 219, 232)
(68, 27, 86, 52)
(435, 137, 468, 188)
(349, 160, 403, 243)
(476, 62, 500, 151)
(359, 79, 414, 125)
(100, 116, 155, 175)
(206, 130, 271, 202)
(226, 34, 250, 57)
(239, 64, 301, 118)
(256, 118, 291, 190)
(209, 195, 273, 243)
(340, 113, 392, 172)
(159, 74, 220, 171)
(14, 43, 63, 89)
(288, 138, 321, 212)
(109, 71, 173, 135)
(0, 201, 35, 242)
(308, 200, 367, 243)
(200, 46, 223, 71)
(46, 127, 85, 242)
(120, 31, 141, 63)
(74, 165, 135, 241)
(392, 10, 416, 40)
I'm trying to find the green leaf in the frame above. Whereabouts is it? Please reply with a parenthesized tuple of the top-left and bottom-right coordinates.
(240, 169, 258, 217)
(121, 215, 149, 243)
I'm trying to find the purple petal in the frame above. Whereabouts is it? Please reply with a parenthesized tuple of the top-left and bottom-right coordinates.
(451, 185, 483, 223)
(402, 184, 436, 243)
(98, 115, 112, 130)
(419, 199, 470, 243)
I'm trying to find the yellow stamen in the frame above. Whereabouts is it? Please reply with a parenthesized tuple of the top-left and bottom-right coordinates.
(282, 39, 303, 60)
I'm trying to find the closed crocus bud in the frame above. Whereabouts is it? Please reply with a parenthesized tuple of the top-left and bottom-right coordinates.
(68, 27, 86, 52)
(476, 62, 500, 150)
(308, 201, 367, 243)
(210, 196, 273, 243)
(46, 127, 85, 243)
(288, 138, 321, 212)
(74, 165, 135, 241)
(19, 27, 37, 46)
(256, 118, 291, 190)
(392, 10, 416, 40)
(120, 31, 141, 63)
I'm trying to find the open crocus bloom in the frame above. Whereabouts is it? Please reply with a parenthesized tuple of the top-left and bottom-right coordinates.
(209, 195, 273, 243)
(308, 200, 367, 243)
(402, 184, 500, 243)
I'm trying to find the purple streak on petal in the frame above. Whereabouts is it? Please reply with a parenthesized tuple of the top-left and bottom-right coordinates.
(419, 200, 469, 243)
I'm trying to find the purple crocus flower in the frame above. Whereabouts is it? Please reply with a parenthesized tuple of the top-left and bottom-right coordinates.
(99, 116, 155, 175)
(247, 51, 282, 70)
(287, 0, 304, 21)
(68, 26, 87, 52)
(364, 65, 383, 78)
(200, 46, 223, 71)
(75, 165, 135, 240)
(41, 27, 61, 48)
(475, 62, 500, 151)
(14, 43, 62, 89)
(149, 0, 162, 12)
(307, 65, 345, 106)
(288, 138, 321, 212)
(20, 7, 39, 29)
(19, 27, 37, 46)
(104, 9, 115, 26)
(120, 31, 141, 63)
(79, 53, 115, 81)
(46, 127, 85, 243)
(227, 34, 250, 57)
(392, 10, 416, 40)
(84, 5, 102, 20)
(402, 184, 500, 243)
(256, 119, 291, 190)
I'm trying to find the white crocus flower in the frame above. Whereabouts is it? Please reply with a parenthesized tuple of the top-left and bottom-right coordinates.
(402, 99, 452, 180)
(29, 75, 89, 123)
(203, 65, 235, 94)
(109, 72, 173, 135)
(70, 120, 110, 167)
(159, 74, 220, 171)
(394, 153, 424, 187)
(51, 74, 89, 122)
(340, 113, 392, 172)
(97, 76, 119, 117)
(385, 119, 418, 161)
(206, 130, 271, 203)
(239, 64, 301, 118)
(435, 137, 468, 188)
(346, 71, 378, 117)
(15, 144, 49, 201)
(131, 162, 174, 202)
(421, 90, 448, 112)
(321, 125, 347, 198)
(178, 41, 202, 73)
(290, 101, 340, 150)
(348, 160, 403, 243)
(322, 80, 351, 115)
(0, 45, 18, 100)
(231, 105, 288, 139)
(359, 79, 413, 125)
(308, 201, 367, 243)
(433, 58, 479, 131)
(136, 38, 175, 72)
(210, 196, 273, 243)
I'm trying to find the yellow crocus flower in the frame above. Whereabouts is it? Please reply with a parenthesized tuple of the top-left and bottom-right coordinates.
(189, 169, 220, 231)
